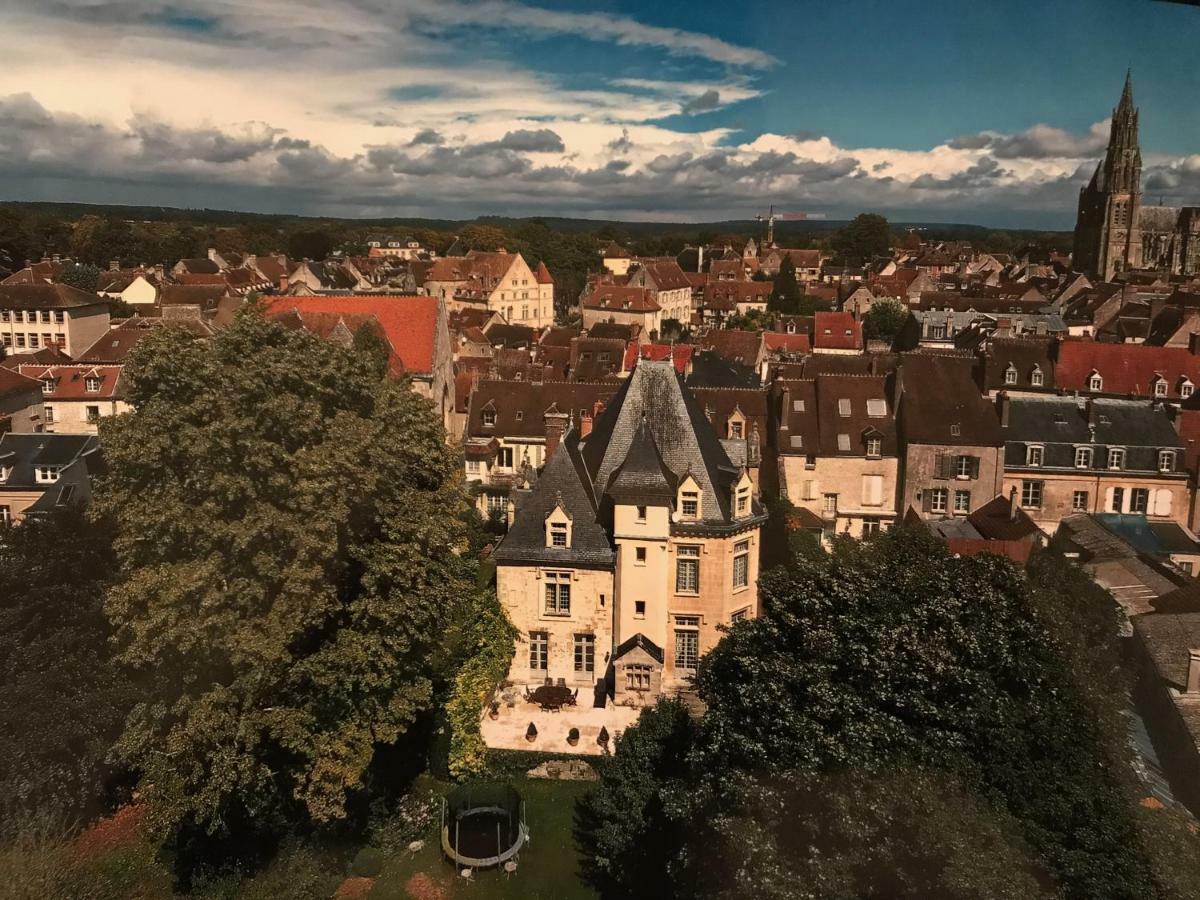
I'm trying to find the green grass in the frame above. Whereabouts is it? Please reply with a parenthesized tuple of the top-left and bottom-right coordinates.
(369, 777, 597, 900)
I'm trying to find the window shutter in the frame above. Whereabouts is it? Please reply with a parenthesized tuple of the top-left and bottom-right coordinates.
(1154, 489, 1173, 517)
(922, 490, 932, 513)
(969, 456, 980, 479)
(933, 451, 945, 480)
(1103, 487, 1114, 512)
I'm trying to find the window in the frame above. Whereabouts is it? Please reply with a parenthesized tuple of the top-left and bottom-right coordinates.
(1072, 490, 1089, 512)
(866, 437, 882, 458)
(636, 505, 647, 522)
(486, 494, 508, 515)
(1004, 365, 1017, 385)
(574, 634, 595, 674)
(85, 405, 100, 424)
(733, 540, 749, 589)
(482, 408, 496, 426)
(544, 572, 571, 615)
(54, 310, 64, 324)
(862, 519, 882, 536)
(550, 522, 568, 547)
(43, 404, 54, 423)
(498, 446, 514, 468)
(837, 398, 851, 417)
(1088, 373, 1103, 391)
(736, 487, 750, 516)
(1154, 379, 1168, 397)
(14, 334, 24, 349)
(28, 334, 38, 349)
(1108, 448, 1125, 470)
(634, 599, 646, 618)
(866, 399, 887, 417)
(1111, 486, 1125, 512)
(1131, 488, 1150, 514)
(955, 455, 974, 479)
(0, 466, 7, 484)
(0, 310, 7, 322)
(0, 505, 9, 526)
(674, 627, 699, 672)
(1183, 381, 1195, 399)
(1031, 366, 1044, 387)
(1026, 445, 1043, 467)
(1021, 480, 1043, 509)
(676, 545, 700, 593)
(529, 631, 548, 670)
(41, 379, 54, 395)
(56, 484, 75, 506)
(1075, 447, 1092, 468)
(83, 375, 101, 393)
(837, 434, 851, 452)
(792, 400, 805, 412)
(1159, 450, 1176, 473)
(34, 465, 60, 484)
(626, 663, 652, 691)
(635, 546, 646, 565)
(928, 488, 948, 513)
(823, 493, 838, 516)
(12, 310, 22, 323)
(954, 490, 970, 514)
(681, 491, 698, 518)
(466, 459, 480, 474)
(514, 410, 523, 422)
(39, 310, 50, 324)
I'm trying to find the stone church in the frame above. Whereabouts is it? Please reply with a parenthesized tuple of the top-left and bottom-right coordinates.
(1074, 72, 1200, 281)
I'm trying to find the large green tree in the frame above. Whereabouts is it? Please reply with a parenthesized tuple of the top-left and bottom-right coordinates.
(95, 307, 474, 851)
(0, 511, 135, 835)
(861, 297, 910, 343)
(830, 213, 891, 264)
(769, 255, 802, 312)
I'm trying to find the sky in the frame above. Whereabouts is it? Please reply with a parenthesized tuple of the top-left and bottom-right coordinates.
(1, 0, 1199, 227)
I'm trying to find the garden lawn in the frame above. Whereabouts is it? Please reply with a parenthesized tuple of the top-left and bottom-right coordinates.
(370, 777, 597, 900)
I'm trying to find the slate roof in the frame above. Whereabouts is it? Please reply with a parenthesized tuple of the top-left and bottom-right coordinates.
(0, 284, 107, 310)
(607, 421, 677, 503)
(698, 329, 761, 367)
(968, 494, 1042, 541)
(465, 380, 617, 440)
(0, 433, 98, 488)
(492, 429, 614, 568)
(583, 360, 740, 524)
(812, 375, 897, 457)
(1002, 396, 1182, 472)
(981, 337, 1056, 392)
(613, 633, 664, 664)
(1133, 613, 1200, 693)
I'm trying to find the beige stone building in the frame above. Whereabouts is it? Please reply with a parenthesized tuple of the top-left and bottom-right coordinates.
(625, 260, 693, 326)
(424, 251, 554, 327)
(17, 364, 130, 434)
(580, 286, 662, 336)
(492, 360, 765, 710)
(0, 284, 111, 357)
(0, 368, 43, 433)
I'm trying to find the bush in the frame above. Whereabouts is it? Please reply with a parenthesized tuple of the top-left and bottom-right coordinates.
(349, 847, 384, 878)
(367, 788, 439, 853)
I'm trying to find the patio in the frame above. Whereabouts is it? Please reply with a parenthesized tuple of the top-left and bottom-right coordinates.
(480, 683, 641, 755)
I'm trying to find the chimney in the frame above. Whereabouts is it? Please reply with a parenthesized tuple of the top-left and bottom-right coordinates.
(593, 399, 605, 419)
(997, 391, 1010, 428)
(779, 384, 791, 429)
(279, 274, 289, 293)
(153, 263, 164, 282)
(1008, 486, 1019, 522)
(580, 412, 593, 438)
(1187, 648, 1200, 695)
(207, 247, 220, 263)
(544, 411, 567, 462)
(1189, 331, 1200, 356)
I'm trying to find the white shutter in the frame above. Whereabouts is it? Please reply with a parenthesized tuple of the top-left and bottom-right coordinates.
(862, 475, 883, 506)
(1154, 489, 1173, 517)
(1104, 487, 1115, 512)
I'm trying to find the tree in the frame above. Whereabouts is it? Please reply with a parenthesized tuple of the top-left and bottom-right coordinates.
(830, 213, 890, 264)
(351, 322, 392, 379)
(0, 511, 136, 835)
(861, 297, 910, 343)
(59, 262, 102, 293)
(769, 255, 802, 312)
(94, 307, 475, 857)
(286, 229, 335, 261)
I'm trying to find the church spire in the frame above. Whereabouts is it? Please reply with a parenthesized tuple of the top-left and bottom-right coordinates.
(1116, 68, 1134, 119)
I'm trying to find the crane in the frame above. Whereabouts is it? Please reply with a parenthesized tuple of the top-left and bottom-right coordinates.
(754, 205, 826, 247)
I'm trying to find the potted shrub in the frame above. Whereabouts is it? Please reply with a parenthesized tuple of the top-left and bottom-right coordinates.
(526, 722, 538, 743)
(488, 701, 500, 720)
(567, 727, 580, 747)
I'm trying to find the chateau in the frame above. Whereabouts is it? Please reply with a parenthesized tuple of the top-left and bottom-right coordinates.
(1074, 72, 1200, 280)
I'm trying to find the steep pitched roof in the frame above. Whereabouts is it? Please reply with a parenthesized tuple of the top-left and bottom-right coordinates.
(898, 353, 1003, 447)
(493, 430, 614, 567)
(813, 311, 863, 351)
(1056, 340, 1200, 400)
(607, 420, 676, 503)
(0, 284, 107, 310)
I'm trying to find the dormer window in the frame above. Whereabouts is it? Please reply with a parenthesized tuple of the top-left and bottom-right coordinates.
(85, 376, 102, 393)
(0, 465, 9, 483)
(41, 379, 54, 395)
(1088, 372, 1103, 392)
(1159, 449, 1176, 473)
(482, 408, 497, 427)
(735, 486, 750, 517)
(34, 465, 61, 484)
(680, 490, 699, 519)
(1108, 448, 1125, 470)
(1153, 378, 1168, 397)
(1004, 364, 1018, 385)
(1030, 365, 1044, 387)
(866, 437, 882, 458)
(1182, 380, 1195, 399)
(550, 522, 568, 547)
(1026, 445, 1044, 467)
(1075, 446, 1092, 469)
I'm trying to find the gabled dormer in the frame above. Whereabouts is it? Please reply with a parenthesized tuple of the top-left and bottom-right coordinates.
(730, 469, 753, 519)
(676, 473, 702, 522)
(545, 496, 572, 549)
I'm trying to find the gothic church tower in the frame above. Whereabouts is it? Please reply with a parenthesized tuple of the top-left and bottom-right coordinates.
(1074, 72, 1143, 280)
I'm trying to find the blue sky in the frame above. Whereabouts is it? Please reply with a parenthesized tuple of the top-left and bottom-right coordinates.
(0, 0, 1198, 226)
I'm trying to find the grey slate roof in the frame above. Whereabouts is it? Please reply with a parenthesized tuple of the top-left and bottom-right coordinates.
(1003, 396, 1183, 472)
(607, 421, 676, 504)
(583, 359, 738, 523)
(0, 284, 107, 310)
(613, 632, 664, 664)
(492, 430, 614, 568)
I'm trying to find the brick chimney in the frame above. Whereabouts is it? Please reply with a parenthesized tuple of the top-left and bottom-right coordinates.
(997, 391, 1010, 428)
(544, 409, 568, 462)
(580, 412, 593, 438)
(1187, 648, 1200, 695)
(279, 274, 289, 293)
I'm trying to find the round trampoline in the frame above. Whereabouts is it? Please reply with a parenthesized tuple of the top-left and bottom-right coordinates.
(441, 782, 529, 869)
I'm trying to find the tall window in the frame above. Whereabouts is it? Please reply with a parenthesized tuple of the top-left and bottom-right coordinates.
(1130, 488, 1149, 514)
(529, 631, 548, 671)
(1111, 486, 1125, 513)
(1183, 382, 1195, 399)
(1088, 373, 1103, 391)
(1031, 366, 1044, 387)
(1159, 450, 1175, 472)
(1026, 445, 1043, 467)
(1021, 480, 1043, 509)
(729, 421, 744, 439)
(482, 409, 496, 426)
(866, 437, 882, 458)
(1004, 365, 1017, 385)
(823, 493, 838, 516)
(1154, 379, 1168, 397)
(0, 505, 9, 526)
(736, 487, 750, 517)
(928, 488, 948, 513)
(85, 376, 102, 393)
(1075, 447, 1092, 469)
(1072, 490, 1089, 512)
(954, 490, 970, 514)
(681, 491, 699, 518)
(574, 634, 594, 674)
(733, 540, 750, 589)
(636, 505, 647, 522)
(544, 572, 571, 615)
(674, 617, 700, 671)
(676, 545, 700, 593)
(1108, 448, 1125, 470)
(550, 522, 568, 547)
(955, 455, 974, 478)
(85, 406, 100, 424)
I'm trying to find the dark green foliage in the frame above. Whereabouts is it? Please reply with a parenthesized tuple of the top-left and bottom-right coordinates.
(861, 297, 909, 342)
(349, 847, 384, 877)
(769, 255, 801, 311)
(286, 229, 335, 261)
(351, 322, 392, 378)
(0, 511, 136, 835)
(59, 262, 102, 293)
(830, 212, 891, 264)
(94, 307, 475, 856)
(576, 700, 697, 899)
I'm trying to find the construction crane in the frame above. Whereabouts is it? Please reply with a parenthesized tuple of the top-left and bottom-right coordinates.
(754, 205, 826, 247)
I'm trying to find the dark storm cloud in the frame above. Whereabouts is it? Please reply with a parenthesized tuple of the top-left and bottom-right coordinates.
(681, 89, 720, 114)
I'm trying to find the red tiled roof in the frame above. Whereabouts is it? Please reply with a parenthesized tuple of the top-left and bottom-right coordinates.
(177, 273, 226, 285)
(813, 312, 863, 350)
(763, 332, 812, 354)
(583, 286, 660, 312)
(265, 295, 440, 375)
(0, 366, 41, 401)
(1055, 341, 1200, 399)
(535, 261, 554, 284)
(19, 364, 124, 400)
(623, 342, 695, 374)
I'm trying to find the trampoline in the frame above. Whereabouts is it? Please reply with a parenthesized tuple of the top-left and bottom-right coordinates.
(441, 782, 529, 869)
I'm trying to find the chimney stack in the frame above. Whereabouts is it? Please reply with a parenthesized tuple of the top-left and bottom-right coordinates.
(997, 391, 1010, 428)
(1008, 486, 1019, 522)
(544, 410, 568, 462)
(1187, 648, 1200, 695)
(279, 274, 289, 293)
(580, 412, 593, 438)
